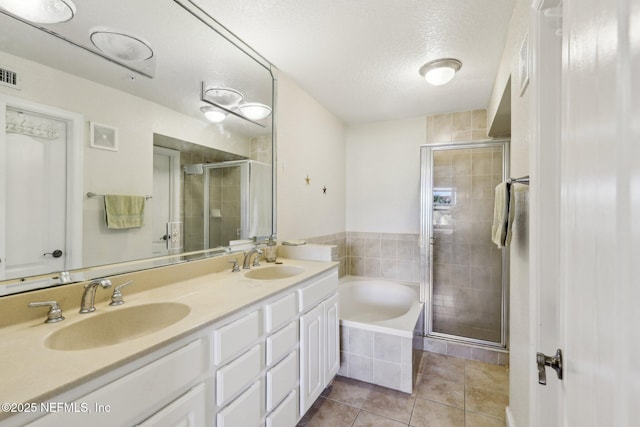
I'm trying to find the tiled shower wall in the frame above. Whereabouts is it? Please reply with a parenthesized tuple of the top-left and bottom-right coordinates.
(431, 146, 504, 343)
(303, 232, 420, 282)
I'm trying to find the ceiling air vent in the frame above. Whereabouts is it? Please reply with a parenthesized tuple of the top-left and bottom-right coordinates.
(0, 67, 20, 90)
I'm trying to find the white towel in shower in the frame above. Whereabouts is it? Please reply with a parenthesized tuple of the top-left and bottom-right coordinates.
(491, 182, 510, 248)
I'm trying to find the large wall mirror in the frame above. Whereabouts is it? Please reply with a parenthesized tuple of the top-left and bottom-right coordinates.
(0, 0, 275, 295)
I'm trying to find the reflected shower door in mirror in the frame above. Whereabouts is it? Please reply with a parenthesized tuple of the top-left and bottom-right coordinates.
(0, 0, 275, 295)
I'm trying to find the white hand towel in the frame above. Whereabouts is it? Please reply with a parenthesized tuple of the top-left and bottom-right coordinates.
(491, 182, 510, 248)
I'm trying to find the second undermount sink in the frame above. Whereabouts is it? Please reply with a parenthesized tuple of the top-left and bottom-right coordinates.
(244, 265, 305, 280)
(45, 302, 190, 351)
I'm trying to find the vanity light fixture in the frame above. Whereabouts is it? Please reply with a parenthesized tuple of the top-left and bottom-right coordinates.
(90, 30, 154, 62)
(418, 58, 462, 86)
(238, 102, 272, 121)
(204, 87, 244, 108)
(200, 106, 227, 123)
(0, 0, 76, 24)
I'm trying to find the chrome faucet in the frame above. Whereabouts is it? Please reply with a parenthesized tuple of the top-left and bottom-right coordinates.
(80, 279, 112, 313)
(242, 248, 263, 269)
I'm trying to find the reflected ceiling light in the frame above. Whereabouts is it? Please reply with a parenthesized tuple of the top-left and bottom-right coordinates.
(204, 87, 244, 108)
(0, 0, 76, 24)
(238, 102, 272, 121)
(418, 58, 462, 86)
(200, 106, 227, 123)
(90, 30, 153, 62)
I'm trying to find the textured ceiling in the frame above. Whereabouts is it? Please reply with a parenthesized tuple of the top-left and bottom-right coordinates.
(196, 0, 516, 124)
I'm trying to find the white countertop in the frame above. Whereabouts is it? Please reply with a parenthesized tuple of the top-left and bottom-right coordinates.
(0, 258, 337, 419)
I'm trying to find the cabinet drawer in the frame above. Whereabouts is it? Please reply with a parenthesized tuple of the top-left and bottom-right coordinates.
(265, 292, 297, 332)
(217, 380, 264, 427)
(213, 310, 262, 365)
(217, 344, 264, 407)
(266, 390, 298, 427)
(266, 321, 297, 366)
(298, 271, 338, 313)
(266, 350, 298, 411)
(28, 340, 205, 427)
(136, 383, 205, 427)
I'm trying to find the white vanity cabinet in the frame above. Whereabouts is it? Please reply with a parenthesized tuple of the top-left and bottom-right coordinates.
(298, 271, 339, 415)
(10, 264, 339, 427)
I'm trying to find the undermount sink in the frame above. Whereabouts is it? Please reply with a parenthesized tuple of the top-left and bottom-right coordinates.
(45, 302, 190, 351)
(244, 265, 305, 280)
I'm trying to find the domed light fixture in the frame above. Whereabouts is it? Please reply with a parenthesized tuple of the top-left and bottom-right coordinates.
(238, 102, 272, 121)
(200, 106, 227, 123)
(419, 58, 462, 86)
(204, 87, 244, 108)
(90, 30, 153, 62)
(0, 0, 76, 24)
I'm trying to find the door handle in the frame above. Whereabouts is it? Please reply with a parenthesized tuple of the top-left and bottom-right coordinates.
(536, 349, 563, 385)
(161, 234, 170, 241)
(43, 250, 63, 258)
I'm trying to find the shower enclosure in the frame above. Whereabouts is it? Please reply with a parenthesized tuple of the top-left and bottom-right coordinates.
(183, 160, 271, 252)
(420, 140, 509, 348)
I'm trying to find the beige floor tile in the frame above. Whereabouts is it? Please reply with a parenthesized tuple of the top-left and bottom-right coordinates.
(465, 387, 508, 420)
(353, 410, 410, 427)
(465, 360, 508, 394)
(420, 354, 466, 385)
(324, 375, 375, 408)
(410, 399, 464, 427)
(300, 397, 360, 427)
(464, 411, 505, 427)
(415, 374, 464, 409)
(362, 386, 416, 424)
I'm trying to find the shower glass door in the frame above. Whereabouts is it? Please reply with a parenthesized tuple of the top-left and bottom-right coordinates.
(420, 140, 509, 348)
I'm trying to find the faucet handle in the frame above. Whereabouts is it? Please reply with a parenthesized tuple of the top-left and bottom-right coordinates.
(229, 260, 240, 272)
(28, 301, 65, 323)
(109, 280, 134, 306)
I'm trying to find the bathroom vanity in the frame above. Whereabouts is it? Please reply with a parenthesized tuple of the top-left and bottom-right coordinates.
(0, 256, 339, 427)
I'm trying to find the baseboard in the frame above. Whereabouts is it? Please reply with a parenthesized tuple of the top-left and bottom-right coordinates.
(506, 406, 515, 427)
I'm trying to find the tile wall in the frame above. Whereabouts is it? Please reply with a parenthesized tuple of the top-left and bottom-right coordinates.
(426, 109, 489, 143)
(302, 232, 420, 283)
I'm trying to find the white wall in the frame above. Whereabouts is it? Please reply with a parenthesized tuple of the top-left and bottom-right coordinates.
(345, 117, 426, 234)
(486, 1, 531, 425)
(275, 72, 346, 241)
(0, 51, 251, 267)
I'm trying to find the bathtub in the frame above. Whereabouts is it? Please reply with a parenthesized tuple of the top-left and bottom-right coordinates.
(338, 276, 423, 393)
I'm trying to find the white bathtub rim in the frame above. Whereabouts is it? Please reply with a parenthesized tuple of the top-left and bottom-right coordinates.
(338, 276, 422, 338)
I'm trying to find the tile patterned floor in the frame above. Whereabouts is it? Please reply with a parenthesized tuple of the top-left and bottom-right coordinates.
(298, 351, 508, 427)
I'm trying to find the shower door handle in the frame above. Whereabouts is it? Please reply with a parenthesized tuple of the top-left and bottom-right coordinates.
(536, 349, 563, 385)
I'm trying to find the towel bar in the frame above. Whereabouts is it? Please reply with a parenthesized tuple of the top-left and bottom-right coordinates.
(508, 176, 530, 185)
(87, 192, 152, 199)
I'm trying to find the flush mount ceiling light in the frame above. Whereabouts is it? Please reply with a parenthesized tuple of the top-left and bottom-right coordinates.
(204, 87, 244, 108)
(0, 0, 76, 24)
(90, 30, 153, 62)
(200, 106, 227, 123)
(418, 58, 462, 86)
(238, 102, 272, 121)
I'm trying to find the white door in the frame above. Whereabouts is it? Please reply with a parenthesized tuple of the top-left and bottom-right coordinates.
(530, 1, 564, 425)
(152, 147, 180, 256)
(299, 303, 324, 415)
(1, 107, 67, 279)
(532, 1, 640, 426)
(324, 293, 340, 383)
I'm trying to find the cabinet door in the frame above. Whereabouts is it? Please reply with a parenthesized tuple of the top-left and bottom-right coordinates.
(136, 383, 205, 427)
(324, 293, 340, 383)
(299, 303, 324, 415)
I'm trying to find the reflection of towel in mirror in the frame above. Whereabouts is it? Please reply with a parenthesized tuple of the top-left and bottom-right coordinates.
(491, 182, 510, 247)
(104, 195, 145, 229)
